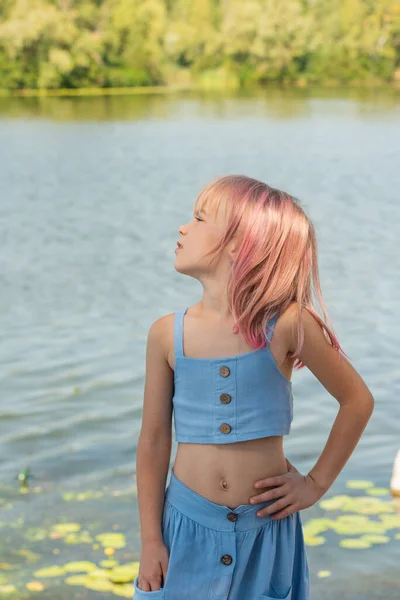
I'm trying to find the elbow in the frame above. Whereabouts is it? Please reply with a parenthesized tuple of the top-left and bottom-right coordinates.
(354, 392, 375, 421)
(340, 391, 375, 419)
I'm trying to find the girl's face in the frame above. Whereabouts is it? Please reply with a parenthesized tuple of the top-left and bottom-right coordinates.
(175, 202, 230, 278)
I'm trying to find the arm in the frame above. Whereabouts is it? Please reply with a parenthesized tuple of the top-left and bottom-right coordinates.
(292, 307, 375, 492)
(249, 305, 375, 518)
(136, 315, 174, 545)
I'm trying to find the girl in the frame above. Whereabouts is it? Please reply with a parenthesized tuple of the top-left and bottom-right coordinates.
(134, 175, 374, 600)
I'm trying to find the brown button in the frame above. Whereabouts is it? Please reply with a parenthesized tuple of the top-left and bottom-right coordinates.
(220, 393, 231, 404)
(221, 554, 233, 565)
(219, 365, 230, 377)
(220, 423, 231, 434)
(227, 512, 238, 522)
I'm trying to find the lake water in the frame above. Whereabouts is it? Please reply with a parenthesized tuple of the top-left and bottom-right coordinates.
(0, 87, 399, 599)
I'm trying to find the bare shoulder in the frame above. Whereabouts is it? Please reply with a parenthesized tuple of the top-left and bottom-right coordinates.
(140, 313, 175, 442)
(147, 312, 174, 357)
(149, 312, 176, 370)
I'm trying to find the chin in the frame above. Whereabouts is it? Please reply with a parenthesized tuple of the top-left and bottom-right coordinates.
(174, 260, 199, 279)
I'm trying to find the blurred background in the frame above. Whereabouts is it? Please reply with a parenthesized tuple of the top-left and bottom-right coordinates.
(0, 1, 399, 599)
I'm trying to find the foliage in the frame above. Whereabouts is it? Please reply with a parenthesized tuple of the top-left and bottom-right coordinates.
(0, 0, 398, 89)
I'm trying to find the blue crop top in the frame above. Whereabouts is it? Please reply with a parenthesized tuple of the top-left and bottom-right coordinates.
(171, 307, 293, 444)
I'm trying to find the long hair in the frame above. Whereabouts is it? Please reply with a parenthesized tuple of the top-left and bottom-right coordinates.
(194, 174, 348, 370)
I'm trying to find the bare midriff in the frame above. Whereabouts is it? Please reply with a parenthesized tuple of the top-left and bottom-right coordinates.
(173, 436, 289, 509)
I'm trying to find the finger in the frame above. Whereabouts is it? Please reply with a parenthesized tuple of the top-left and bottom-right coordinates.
(254, 475, 286, 488)
(138, 579, 150, 592)
(148, 576, 163, 592)
(271, 505, 296, 520)
(250, 485, 287, 504)
(256, 497, 291, 517)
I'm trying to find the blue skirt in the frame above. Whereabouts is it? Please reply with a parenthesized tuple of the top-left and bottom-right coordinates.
(133, 468, 310, 600)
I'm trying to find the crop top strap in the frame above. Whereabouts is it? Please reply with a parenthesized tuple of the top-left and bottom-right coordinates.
(265, 312, 279, 344)
(174, 308, 186, 358)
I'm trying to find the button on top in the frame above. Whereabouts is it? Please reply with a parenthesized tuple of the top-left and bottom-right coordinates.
(220, 423, 231, 434)
(219, 365, 230, 377)
(220, 393, 231, 404)
(227, 512, 238, 522)
(221, 554, 233, 565)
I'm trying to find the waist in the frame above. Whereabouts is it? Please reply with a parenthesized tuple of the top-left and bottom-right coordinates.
(173, 436, 288, 508)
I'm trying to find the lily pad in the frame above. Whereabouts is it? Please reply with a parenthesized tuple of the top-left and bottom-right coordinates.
(83, 578, 115, 592)
(95, 533, 126, 549)
(109, 565, 135, 583)
(25, 527, 47, 541)
(360, 534, 391, 544)
(111, 583, 135, 597)
(330, 515, 387, 536)
(0, 584, 16, 594)
(33, 565, 66, 578)
(320, 495, 394, 515)
(64, 531, 93, 544)
(86, 568, 110, 579)
(63, 561, 97, 573)
(52, 523, 81, 534)
(26, 581, 45, 591)
(100, 559, 119, 568)
(339, 538, 372, 549)
(304, 535, 326, 546)
(379, 514, 400, 528)
(346, 480, 374, 489)
(65, 575, 88, 586)
(319, 495, 352, 511)
(303, 518, 333, 535)
(365, 488, 390, 496)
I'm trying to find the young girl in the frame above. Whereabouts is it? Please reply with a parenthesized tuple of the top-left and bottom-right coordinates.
(134, 175, 374, 600)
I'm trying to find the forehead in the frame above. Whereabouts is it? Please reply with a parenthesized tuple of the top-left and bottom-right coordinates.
(194, 196, 226, 220)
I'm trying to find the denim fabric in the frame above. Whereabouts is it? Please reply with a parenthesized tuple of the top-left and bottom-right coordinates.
(171, 308, 293, 444)
(133, 468, 310, 600)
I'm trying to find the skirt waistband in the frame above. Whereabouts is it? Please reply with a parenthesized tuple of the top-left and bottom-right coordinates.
(164, 467, 281, 532)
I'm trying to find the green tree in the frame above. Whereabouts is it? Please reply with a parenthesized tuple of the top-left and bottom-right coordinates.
(220, 0, 317, 85)
(102, 0, 167, 86)
(0, 0, 398, 90)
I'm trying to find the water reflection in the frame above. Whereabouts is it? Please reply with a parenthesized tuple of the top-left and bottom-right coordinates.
(0, 87, 398, 122)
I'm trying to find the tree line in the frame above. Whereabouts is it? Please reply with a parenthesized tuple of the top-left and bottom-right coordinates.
(0, 0, 399, 90)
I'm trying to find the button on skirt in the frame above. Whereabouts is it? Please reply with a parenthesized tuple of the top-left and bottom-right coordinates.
(133, 467, 310, 600)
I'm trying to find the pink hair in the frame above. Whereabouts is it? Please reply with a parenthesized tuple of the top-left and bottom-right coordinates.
(194, 174, 348, 370)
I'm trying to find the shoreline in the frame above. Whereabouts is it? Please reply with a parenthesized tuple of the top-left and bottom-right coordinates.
(0, 80, 399, 98)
